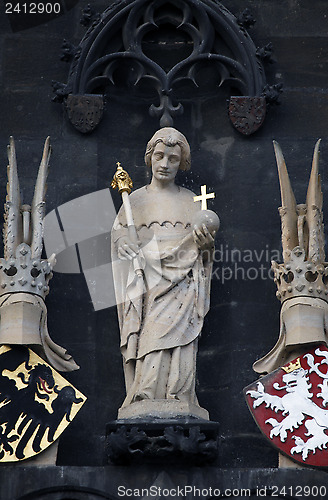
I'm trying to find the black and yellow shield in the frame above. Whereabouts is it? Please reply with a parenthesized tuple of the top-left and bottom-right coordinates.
(0, 345, 86, 462)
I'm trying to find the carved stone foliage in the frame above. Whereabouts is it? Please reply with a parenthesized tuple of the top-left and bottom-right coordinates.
(106, 419, 219, 465)
(53, 0, 282, 135)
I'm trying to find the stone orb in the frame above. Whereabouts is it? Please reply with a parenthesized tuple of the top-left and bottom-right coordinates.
(192, 210, 220, 235)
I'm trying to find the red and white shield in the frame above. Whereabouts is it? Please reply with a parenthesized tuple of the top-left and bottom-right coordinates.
(244, 345, 328, 467)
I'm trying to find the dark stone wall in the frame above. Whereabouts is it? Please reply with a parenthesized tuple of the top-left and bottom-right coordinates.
(0, 0, 328, 496)
(1, 466, 328, 500)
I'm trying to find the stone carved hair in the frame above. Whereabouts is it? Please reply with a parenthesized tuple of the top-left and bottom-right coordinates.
(144, 127, 191, 171)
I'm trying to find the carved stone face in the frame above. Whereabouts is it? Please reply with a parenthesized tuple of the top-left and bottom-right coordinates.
(151, 142, 181, 183)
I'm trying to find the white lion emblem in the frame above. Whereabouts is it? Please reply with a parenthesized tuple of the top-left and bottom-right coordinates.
(247, 348, 328, 460)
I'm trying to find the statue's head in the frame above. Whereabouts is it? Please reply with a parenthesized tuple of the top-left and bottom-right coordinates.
(144, 127, 191, 171)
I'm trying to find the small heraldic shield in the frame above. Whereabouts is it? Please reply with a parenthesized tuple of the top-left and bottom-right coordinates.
(0, 345, 86, 462)
(244, 345, 328, 467)
(66, 94, 104, 133)
(229, 96, 266, 135)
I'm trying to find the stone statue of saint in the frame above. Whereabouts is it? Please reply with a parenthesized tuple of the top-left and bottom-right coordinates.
(111, 128, 219, 419)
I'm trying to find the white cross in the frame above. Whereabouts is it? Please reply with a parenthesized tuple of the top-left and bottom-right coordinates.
(193, 185, 215, 210)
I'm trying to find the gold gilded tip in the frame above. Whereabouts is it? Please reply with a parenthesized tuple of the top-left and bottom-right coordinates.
(111, 162, 133, 195)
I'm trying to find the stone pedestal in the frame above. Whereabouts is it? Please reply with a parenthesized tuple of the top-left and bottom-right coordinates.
(106, 417, 219, 465)
(118, 400, 209, 420)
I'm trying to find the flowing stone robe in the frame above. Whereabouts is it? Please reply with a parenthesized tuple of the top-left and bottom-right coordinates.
(112, 186, 212, 412)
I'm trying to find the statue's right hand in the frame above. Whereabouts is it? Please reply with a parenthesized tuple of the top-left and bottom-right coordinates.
(117, 237, 139, 261)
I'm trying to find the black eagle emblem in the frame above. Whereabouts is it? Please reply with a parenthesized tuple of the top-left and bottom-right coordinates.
(0, 345, 86, 461)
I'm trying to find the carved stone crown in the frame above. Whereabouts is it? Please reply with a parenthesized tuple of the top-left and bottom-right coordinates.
(272, 247, 328, 304)
(0, 243, 55, 300)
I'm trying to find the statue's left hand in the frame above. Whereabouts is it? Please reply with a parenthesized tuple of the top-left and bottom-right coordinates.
(193, 224, 214, 251)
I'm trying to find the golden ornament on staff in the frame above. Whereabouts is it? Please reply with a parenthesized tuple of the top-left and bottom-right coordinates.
(111, 162, 143, 277)
(111, 162, 133, 194)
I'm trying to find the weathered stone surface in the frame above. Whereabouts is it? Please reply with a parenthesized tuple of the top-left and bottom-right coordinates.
(0, 0, 327, 478)
(111, 128, 217, 419)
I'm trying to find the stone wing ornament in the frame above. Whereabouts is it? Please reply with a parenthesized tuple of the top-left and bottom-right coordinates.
(0, 137, 79, 372)
(253, 140, 328, 375)
(0, 138, 86, 462)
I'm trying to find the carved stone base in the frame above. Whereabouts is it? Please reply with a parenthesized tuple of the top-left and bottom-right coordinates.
(118, 400, 209, 420)
(106, 418, 219, 465)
